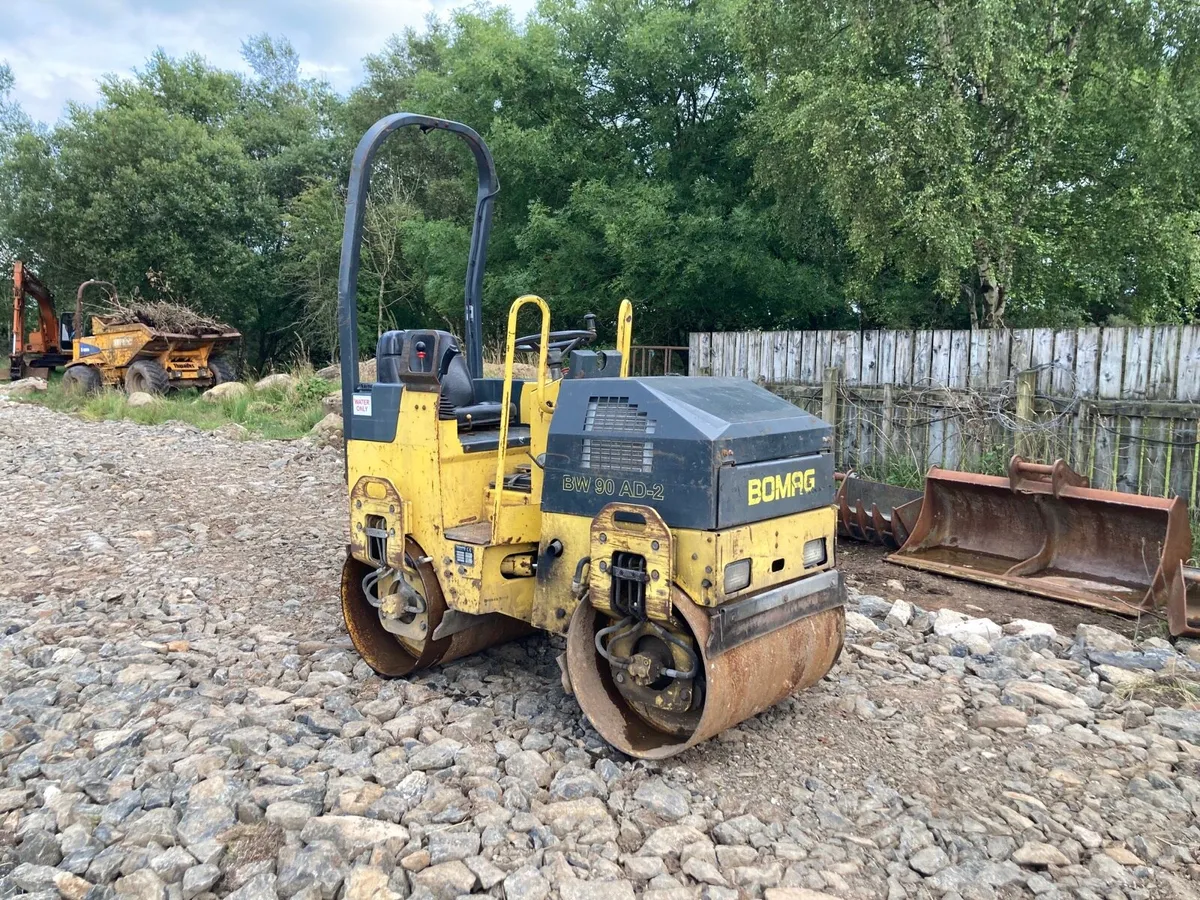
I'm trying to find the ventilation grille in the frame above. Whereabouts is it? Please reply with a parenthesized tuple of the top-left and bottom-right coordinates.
(584, 397, 656, 435)
(582, 438, 654, 473)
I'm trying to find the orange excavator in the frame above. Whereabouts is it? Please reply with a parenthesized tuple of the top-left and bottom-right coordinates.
(8, 261, 75, 381)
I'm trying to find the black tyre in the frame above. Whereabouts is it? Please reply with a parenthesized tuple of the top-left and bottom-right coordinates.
(209, 355, 237, 385)
(125, 360, 169, 395)
(62, 365, 102, 395)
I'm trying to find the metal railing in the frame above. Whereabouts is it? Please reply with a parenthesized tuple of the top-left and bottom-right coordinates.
(629, 345, 689, 377)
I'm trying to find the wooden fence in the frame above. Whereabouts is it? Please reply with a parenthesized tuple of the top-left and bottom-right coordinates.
(687, 326, 1200, 510)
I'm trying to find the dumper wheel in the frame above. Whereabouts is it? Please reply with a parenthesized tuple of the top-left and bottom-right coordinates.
(125, 360, 168, 395)
(210, 356, 236, 385)
(62, 365, 102, 395)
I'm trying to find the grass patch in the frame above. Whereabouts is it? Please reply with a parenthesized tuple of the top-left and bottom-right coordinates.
(1115, 669, 1200, 708)
(17, 372, 331, 441)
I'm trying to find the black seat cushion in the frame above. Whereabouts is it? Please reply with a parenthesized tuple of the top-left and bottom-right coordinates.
(441, 351, 474, 409)
(376, 331, 406, 384)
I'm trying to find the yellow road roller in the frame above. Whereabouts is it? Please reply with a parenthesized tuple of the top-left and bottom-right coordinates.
(337, 114, 845, 757)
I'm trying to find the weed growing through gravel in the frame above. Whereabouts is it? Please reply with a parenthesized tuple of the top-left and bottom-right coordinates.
(20, 374, 330, 440)
(1115, 668, 1200, 708)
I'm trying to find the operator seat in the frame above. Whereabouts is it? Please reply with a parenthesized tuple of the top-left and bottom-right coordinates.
(375, 329, 514, 431)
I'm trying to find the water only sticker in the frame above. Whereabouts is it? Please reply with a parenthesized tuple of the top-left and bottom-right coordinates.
(352, 395, 372, 417)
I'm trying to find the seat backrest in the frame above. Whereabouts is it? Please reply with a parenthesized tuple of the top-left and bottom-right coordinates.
(440, 349, 475, 409)
(376, 330, 406, 384)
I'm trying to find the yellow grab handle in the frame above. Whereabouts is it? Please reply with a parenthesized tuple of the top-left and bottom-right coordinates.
(494, 295, 551, 527)
(616, 298, 634, 378)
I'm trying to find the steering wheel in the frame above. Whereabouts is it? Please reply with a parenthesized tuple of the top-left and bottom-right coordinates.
(515, 314, 598, 355)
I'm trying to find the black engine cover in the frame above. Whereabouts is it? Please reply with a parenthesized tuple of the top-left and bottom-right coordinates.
(542, 377, 834, 530)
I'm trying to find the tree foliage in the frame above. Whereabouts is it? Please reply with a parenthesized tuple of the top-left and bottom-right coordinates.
(742, 0, 1200, 327)
(2, 0, 1199, 369)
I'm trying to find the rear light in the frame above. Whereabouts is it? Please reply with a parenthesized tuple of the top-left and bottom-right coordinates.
(723, 558, 751, 593)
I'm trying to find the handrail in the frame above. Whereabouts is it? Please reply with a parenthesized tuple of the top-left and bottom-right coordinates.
(75, 280, 117, 343)
(337, 113, 498, 441)
(616, 298, 633, 378)
(493, 295, 551, 527)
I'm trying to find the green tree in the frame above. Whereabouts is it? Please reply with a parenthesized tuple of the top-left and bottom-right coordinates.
(0, 46, 343, 367)
(742, 0, 1200, 327)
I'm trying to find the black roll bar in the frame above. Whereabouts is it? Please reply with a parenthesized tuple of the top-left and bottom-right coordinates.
(337, 114, 499, 411)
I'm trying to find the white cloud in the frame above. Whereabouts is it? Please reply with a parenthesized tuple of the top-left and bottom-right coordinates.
(3, 0, 539, 124)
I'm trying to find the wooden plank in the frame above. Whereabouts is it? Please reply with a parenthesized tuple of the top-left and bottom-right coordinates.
(1148, 325, 1180, 400)
(1122, 327, 1152, 399)
(894, 330, 915, 385)
(1098, 328, 1125, 399)
(988, 329, 1011, 387)
(843, 331, 863, 384)
(746, 331, 762, 382)
(799, 332, 817, 383)
(930, 330, 952, 387)
(699, 333, 713, 376)
(688, 333, 699, 376)
(815, 331, 833, 376)
(1010, 329, 1034, 376)
(948, 330, 970, 389)
(943, 415, 961, 469)
(785, 331, 801, 383)
(860, 331, 880, 385)
(912, 330, 934, 385)
(1167, 418, 1197, 502)
(1031, 328, 1055, 393)
(969, 330, 989, 389)
(1073, 327, 1100, 398)
(1117, 417, 1141, 492)
(758, 332, 774, 383)
(878, 331, 897, 384)
(1177, 326, 1200, 402)
(1051, 329, 1077, 397)
(1091, 413, 1117, 489)
(1143, 416, 1169, 497)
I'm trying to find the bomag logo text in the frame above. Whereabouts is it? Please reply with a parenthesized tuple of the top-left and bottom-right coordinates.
(748, 468, 816, 506)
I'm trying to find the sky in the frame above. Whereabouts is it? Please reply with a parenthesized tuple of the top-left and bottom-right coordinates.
(4, 0, 539, 125)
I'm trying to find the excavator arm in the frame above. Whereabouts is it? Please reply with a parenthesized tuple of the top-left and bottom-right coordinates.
(10, 261, 74, 380)
(12, 262, 63, 355)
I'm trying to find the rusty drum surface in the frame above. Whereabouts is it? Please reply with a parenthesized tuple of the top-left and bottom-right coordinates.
(888, 457, 1192, 625)
(342, 547, 532, 677)
(566, 587, 844, 759)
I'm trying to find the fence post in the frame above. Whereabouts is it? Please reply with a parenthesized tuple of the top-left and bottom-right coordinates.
(822, 366, 840, 466)
(1015, 370, 1037, 460)
(881, 383, 895, 472)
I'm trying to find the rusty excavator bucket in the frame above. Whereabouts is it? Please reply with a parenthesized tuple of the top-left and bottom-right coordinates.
(1167, 564, 1200, 638)
(834, 473, 924, 549)
(889, 457, 1194, 631)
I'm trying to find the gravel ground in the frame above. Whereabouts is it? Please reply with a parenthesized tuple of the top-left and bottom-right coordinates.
(1, 386, 1200, 900)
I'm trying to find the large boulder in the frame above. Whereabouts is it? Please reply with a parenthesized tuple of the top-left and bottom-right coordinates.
(203, 382, 249, 402)
(255, 373, 296, 392)
(310, 413, 342, 445)
(322, 392, 342, 416)
(316, 364, 341, 382)
(127, 391, 158, 408)
(6, 377, 47, 397)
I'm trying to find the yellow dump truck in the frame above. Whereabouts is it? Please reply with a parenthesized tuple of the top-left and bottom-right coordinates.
(62, 280, 241, 394)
